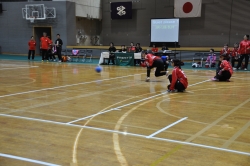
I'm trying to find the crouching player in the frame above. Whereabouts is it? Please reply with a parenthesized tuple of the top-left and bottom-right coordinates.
(141, 50, 167, 82)
(212, 55, 233, 81)
(168, 59, 188, 92)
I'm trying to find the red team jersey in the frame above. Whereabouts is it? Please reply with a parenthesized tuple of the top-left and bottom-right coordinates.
(220, 60, 233, 75)
(40, 37, 49, 49)
(169, 67, 188, 90)
(152, 47, 158, 52)
(238, 40, 250, 54)
(141, 53, 161, 67)
(231, 48, 239, 57)
(28, 40, 36, 50)
(220, 48, 231, 56)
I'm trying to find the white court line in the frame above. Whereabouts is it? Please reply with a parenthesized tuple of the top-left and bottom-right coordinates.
(67, 79, 211, 124)
(0, 66, 38, 70)
(0, 153, 60, 166)
(146, 117, 188, 138)
(0, 73, 143, 98)
(0, 113, 250, 156)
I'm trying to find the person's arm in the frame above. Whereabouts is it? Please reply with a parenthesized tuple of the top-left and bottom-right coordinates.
(170, 69, 177, 90)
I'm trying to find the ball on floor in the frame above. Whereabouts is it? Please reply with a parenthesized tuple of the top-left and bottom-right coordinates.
(95, 66, 102, 73)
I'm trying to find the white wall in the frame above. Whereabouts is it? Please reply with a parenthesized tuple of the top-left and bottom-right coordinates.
(54, 0, 102, 19)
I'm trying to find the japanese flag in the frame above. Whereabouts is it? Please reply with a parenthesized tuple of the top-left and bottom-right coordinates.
(174, 0, 202, 18)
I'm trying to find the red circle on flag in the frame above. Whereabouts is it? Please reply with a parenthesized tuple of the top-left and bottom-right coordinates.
(183, 2, 193, 13)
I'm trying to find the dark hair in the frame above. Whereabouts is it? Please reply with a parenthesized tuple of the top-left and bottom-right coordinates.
(210, 48, 214, 52)
(31, 36, 33, 38)
(121, 45, 125, 47)
(244, 34, 249, 39)
(220, 55, 229, 60)
(130, 42, 134, 45)
(136, 43, 140, 46)
(234, 43, 239, 47)
(57, 34, 60, 36)
(224, 43, 228, 46)
(147, 50, 153, 54)
(172, 59, 181, 67)
(110, 42, 114, 46)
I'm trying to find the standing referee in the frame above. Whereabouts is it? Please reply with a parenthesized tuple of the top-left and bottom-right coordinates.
(55, 34, 63, 62)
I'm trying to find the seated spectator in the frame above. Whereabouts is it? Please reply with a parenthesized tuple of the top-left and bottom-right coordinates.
(135, 43, 142, 53)
(162, 45, 169, 52)
(220, 43, 231, 57)
(108, 42, 116, 65)
(119, 45, 126, 53)
(151, 44, 158, 53)
(128, 42, 136, 52)
(205, 48, 216, 67)
(231, 43, 239, 68)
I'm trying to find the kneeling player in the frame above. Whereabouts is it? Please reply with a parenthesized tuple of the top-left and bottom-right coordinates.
(141, 50, 167, 82)
(212, 55, 233, 81)
(168, 59, 188, 92)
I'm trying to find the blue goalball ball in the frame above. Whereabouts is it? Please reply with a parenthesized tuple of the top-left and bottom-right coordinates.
(95, 66, 102, 73)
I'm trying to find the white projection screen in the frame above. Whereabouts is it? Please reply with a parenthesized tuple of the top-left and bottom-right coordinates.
(150, 18, 179, 42)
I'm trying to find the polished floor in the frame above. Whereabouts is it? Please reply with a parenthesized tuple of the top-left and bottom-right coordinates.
(0, 59, 249, 166)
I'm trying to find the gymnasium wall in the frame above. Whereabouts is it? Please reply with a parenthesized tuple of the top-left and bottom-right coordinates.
(0, 1, 76, 54)
(101, 0, 250, 47)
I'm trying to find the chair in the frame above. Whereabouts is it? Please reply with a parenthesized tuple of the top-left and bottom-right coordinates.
(192, 52, 204, 68)
(78, 49, 86, 62)
(83, 49, 93, 62)
(71, 49, 80, 62)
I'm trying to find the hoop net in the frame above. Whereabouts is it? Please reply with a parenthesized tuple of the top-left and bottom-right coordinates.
(30, 17, 35, 23)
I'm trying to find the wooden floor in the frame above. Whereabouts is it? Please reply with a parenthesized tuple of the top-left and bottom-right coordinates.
(0, 60, 250, 166)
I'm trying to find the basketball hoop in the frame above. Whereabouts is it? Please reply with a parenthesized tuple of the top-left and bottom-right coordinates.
(30, 17, 35, 23)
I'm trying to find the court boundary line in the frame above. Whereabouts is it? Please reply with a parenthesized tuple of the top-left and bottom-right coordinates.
(0, 153, 60, 166)
(0, 66, 38, 70)
(67, 79, 211, 124)
(147, 117, 188, 138)
(0, 73, 144, 98)
(0, 113, 250, 156)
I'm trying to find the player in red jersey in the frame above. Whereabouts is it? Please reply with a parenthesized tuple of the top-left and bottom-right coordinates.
(212, 55, 233, 81)
(234, 34, 250, 70)
(140, 50, 167, 82)
(167, 59, 188, 92)
(231, 43, 239, 68)
(40, 32, 50, 61)
(28, 36, 36, 60)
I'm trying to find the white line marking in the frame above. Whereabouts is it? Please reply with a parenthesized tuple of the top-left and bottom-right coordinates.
(0, 66, 38, 70)
(147, 117, 188, 138)
(67, 79, 211, 124)
(67, 92, 167, 124)
(0, 73, 144, 98)
(0, 153, 60, 166)
(0, 113, 250, 156)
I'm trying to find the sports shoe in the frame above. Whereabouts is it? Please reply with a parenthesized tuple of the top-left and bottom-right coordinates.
(226, 79, 230, 82)
(53, 59, 56, 62)
(233, 67, 238, 70)
(211, 78, 218, 81)
(41, 60, 44, 62)
(166, 71, 169, 77)
(145, 77, 150, 82)
(58, 60, 61, 63)
(244, 68, 247, 71)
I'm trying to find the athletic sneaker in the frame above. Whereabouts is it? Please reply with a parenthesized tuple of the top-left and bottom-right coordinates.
(53, 59, 56, 62)
(145, 77, 150, 82)
(244, 68, 247, 71)
(166, 71, 169, 77)
(58, 60, 62, 63)
(211, 78, 218, 81)
(233, 67, 238, 70)
(41, 60, 44, 62)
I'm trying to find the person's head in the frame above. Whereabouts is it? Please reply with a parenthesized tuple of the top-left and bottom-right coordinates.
(110, 42, 114, 47)
(224, 43, 228, 49)
(152, 44, 156, 48)
(219, 55, 229, 61)
(136, 43, 140, 47)
(30, 36, 34, 40)
(162, 45, 166, 49)
(234, 43, 239, 48)
(171, 59, 181, 67)
(141, 50, 147, 58)
(210, 48, 214, 53)
(43, 32, 47, 37)
(130, 42, 134, 46)
(244, 34, 249, 40)
(147, 50, 153, 54)
(121, 45, 125, 49)
(57, 34, 60, 39)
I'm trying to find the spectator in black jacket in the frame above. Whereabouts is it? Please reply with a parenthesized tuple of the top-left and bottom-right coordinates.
(108, 42, 116, 65)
